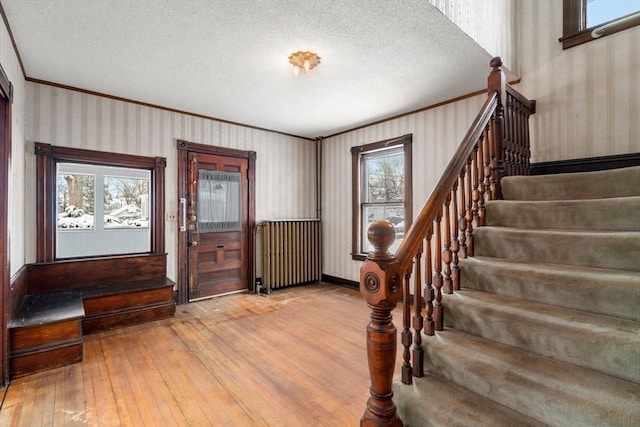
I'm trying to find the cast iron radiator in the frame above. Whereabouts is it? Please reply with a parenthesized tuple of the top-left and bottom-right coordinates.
(257, 219, 321, 293)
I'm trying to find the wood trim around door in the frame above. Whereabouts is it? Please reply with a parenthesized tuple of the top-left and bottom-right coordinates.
(0, 62, 12, 387)
(176, 140, 256, 304)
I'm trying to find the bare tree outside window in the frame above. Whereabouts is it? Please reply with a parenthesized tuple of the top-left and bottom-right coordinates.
(351, 134, 412, 260)
(366, 153, 404, 202)
(362, 148, 405, 252)
(57, 173, 95, 229)
(104, 176, 150, 228)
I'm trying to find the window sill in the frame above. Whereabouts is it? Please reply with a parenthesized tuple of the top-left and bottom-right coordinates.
(351, 253, 368, 262)
(560, 12, 640, 49)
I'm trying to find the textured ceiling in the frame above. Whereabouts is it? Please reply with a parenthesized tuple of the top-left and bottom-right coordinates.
(2, 0, 499, 139)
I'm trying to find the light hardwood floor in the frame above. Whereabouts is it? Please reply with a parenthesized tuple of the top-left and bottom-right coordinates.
(0, 284, 403, 426)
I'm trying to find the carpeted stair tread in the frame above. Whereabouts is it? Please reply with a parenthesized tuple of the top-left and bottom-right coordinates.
(443, 289, 640, 383)
(474, 227, 640, 271)
(393, 167, 640, 425)
(485, 196, 640, 231)
(423, 329, 640, 427)
(502, 165, 640, 200)
(459, 256, 640, 321)
(393, 373, 546, 427)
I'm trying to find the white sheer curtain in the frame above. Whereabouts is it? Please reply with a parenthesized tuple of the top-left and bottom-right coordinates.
(197, 170, 241, 232)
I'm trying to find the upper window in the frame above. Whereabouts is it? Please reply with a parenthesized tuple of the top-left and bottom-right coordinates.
(351, 134, 412, 261)
(561, 0, 640, 49)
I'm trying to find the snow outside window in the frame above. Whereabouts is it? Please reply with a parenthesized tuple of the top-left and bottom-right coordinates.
(360, 147, 405, 254)
(56, 163, 151, 258)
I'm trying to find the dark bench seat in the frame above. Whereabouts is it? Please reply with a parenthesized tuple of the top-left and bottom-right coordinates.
(82, 277, 175, 334)
(9, 254, 176, 378)
(9, 290, 85, 377)
(9, 278, 175, 378)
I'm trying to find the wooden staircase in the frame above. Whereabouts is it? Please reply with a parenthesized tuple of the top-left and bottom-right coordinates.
(393, 166, 640, 426)
(357, 57, 639, 426)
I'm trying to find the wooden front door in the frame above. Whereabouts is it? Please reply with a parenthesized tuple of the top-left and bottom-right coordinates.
(186, 152, 249, 300)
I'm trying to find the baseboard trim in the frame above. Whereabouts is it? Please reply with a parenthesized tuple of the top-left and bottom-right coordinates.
(322, 274, 359, 290)
(531, 153, 640, 175)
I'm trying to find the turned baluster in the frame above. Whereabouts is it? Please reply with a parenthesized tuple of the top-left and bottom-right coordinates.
(489, 113, 499, 198)
(433, 215, 444, 331)
(508, 97, 517, 176)
(476, 139, 487, 226)
(423, 232, 435, 336)
(518, 102, 529, 175)
(486, 120, 497, 201)
(488, 57, 506, 197)
(450, 179, 461, 290)
(482, 126, 494, 201)
(471, 145, 481, 225)
(464, 158, 475, 257)
(360, 221, 403, 427)
(517, 99, 531, 174)
(511, 96, 520, 174)
(442, 194, 453, 294)
(412, 250, 424, 378)
(504, 96, 513, 176)
(401, 271, 412, 385)
(494, 102, 506, 188)
(458, 170, 468, 259)
(524, 100, 533, 174)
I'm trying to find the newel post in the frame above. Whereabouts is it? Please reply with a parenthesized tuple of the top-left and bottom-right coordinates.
(488, 56, 506, 200)
(360, 221, 403, 427)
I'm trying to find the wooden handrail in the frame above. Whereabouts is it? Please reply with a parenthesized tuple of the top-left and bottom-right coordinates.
(395, 93, 498, 273)
(359, 57, 536, 427)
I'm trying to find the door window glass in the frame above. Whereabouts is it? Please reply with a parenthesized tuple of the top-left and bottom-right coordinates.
(197, 170, 241, 232)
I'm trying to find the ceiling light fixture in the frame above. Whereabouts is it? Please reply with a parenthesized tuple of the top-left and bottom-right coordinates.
(288, 51, 321, 76)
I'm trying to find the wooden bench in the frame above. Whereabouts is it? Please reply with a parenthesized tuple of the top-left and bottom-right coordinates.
(81, 278, 175, 334)
(9, 290, 85, 378)
(9, 254, 176, 378)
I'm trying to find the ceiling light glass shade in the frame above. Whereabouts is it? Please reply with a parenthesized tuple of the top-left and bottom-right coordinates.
(289, 51, 321, 76)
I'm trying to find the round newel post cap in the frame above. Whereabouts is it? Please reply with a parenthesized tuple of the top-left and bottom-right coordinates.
(490, 57, 503, 68)
(367, 220, 396, 258)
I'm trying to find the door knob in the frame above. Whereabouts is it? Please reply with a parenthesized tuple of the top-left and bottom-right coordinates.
(189, 241, 198, 247)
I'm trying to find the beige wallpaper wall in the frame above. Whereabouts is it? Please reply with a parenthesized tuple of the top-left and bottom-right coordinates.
(322, 0, 639, 282)
(25, 83, 317, 281)
(516, 0, 640, 162)
(322, 94, 486, 282)
(429, 0, 517, 71)
(0, 17, 26, 277)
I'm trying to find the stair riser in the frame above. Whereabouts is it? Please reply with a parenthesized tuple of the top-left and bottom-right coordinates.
(443, 295, 640, 383)
(501, 166, 640, 200)
(485, 197, 640, 231)
(393, 376, 546, 427)
(459, 258, 640, 321)
(423, 332, 640, 427)
(474, 228, 640, 271)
